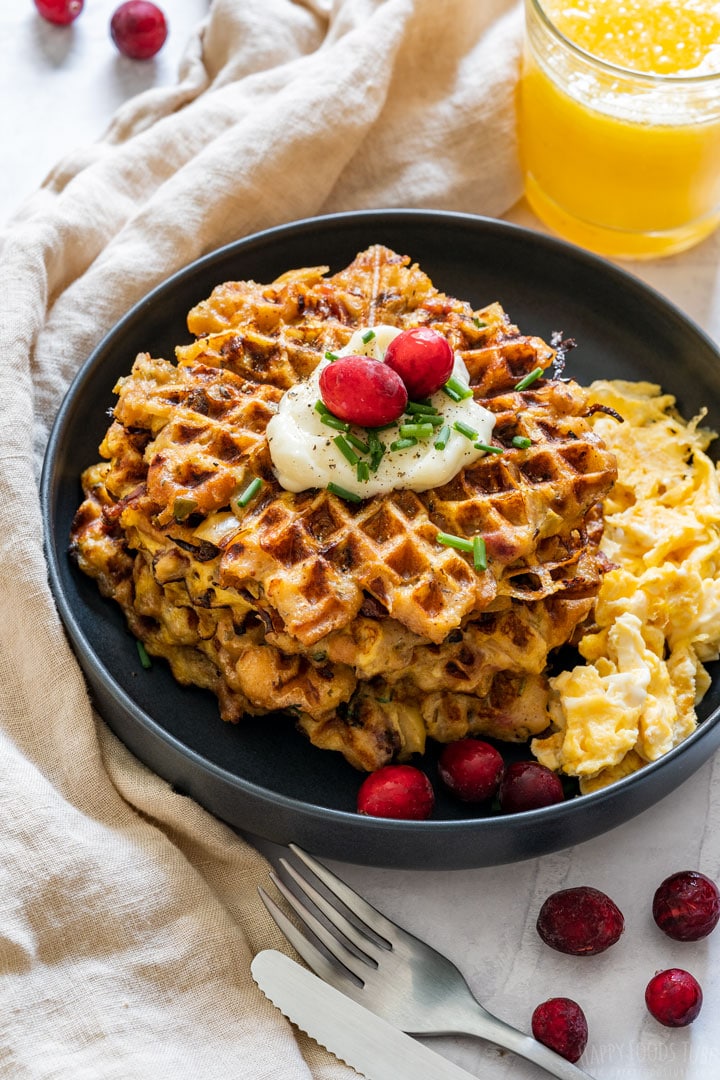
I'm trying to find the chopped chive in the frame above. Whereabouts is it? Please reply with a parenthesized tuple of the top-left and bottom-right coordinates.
(333, 435, 360, 466)
(136, 640, 152, 670)
(345, 432, 370, 455)
(453, 420, 478, 441)
(472, 316, 487, 328)
(237, 477, 263, 506)
(407, 412, 444, 427)
(473, 535, 487, 571)
(474, 441, 504, 455)
(356, 460, 370, 482)
(434, 424, 451, 450)
(361, 329, 376, 343)
(321, 414, 350, 432)
(366, 421, 399, 431)
(172, 496, 198, 521)
(512, 435, 533, 449)
(436, 531, 474, 554)
(406, 401, 440, 416)
(399, 422, 435, 439)
(438, 531, 487, 573)
(328, 482, 362, 503)
(390, 437, 418, 451)
(514, 366, 544, 391)
(443, 376, 473, 401)
(324, 351, 339, 362)
(316, 400, 349, 431)
(368, 432, 385, 471)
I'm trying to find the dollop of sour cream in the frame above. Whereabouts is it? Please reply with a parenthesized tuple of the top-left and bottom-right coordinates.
(266, 325, 496, 498)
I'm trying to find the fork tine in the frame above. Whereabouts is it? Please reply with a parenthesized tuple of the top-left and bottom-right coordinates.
(279, 857, 383, 963)
(267, 870, 370, 983)
(258, 885, 348, 988)
(288, 844, 396, 944)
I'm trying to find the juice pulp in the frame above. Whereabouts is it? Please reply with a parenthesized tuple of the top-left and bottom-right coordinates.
(520, 0, 720, 258)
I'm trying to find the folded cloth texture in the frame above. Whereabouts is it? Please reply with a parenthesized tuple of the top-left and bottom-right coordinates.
(0, 0, 522, 1075)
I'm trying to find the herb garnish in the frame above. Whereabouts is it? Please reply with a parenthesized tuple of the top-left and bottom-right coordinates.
(514, 366, 544, 391)
(237, 477, 263, 506)
(328, 482, 363, 503)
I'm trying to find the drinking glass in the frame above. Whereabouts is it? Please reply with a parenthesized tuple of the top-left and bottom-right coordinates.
(519, 0, 720, 259)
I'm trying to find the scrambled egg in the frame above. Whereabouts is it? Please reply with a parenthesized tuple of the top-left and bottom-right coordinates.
(532, 380, 720, 792)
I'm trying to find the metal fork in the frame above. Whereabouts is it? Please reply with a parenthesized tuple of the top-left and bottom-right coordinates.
(259, 844, 595, 1080)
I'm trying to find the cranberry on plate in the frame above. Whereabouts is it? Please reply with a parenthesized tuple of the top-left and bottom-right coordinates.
(498, 760, 564, 813)
(111, 1, 168, 59)
(536, 885, 625, 955)
(645, 968, 703, 1027)
(320, 355, 408, 427)
(34, 0, 83, 24)
(531, 997, 588, 1063)
(357, 764, 434, 820)
(652, 870, 720, 941)
(384, 327, 455, 400)
(437, 739, 504, 803)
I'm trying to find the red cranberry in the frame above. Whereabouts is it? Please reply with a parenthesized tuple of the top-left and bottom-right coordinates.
(357, 765, 434, 820)
(320, 355, 408, 428)
(531, 998, 588, 1063)
(537, 886, 625, 955)
(652, 870, 720, 941)
(34, 0, 83, 24)
(110, 1, 168, 59)
(438, 739, 504, 803)
(645, 968, 703, 1027)
(384, 327, 454, 400)
(498, 760, 564, 813)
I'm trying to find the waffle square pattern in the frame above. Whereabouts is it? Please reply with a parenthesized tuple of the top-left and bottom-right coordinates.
(70, 246, 617, 770)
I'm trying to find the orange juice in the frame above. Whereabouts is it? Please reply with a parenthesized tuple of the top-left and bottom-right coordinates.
(520, 0, 720, 258)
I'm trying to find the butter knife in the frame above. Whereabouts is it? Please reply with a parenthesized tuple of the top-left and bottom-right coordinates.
(252, 949, 505, 1080)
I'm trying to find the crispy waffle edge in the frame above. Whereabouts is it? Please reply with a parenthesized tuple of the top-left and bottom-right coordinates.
(69, 245, 618, 771)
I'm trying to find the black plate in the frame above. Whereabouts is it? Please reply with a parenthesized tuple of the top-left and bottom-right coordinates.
(41, 209, 720, 869)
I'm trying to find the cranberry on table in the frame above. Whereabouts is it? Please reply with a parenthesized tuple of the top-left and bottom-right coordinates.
(320, 355, 408, 428)
(652, 870, 720, 941)
(111, 1, 168, 60)
(34, 0, 83, 24)
(357, 764, 435, 820)
(645, 968, 703, 1027)
(384, 327, 455, 400)
(531, 997, 588, 1064)
(498, 760, 564, 813)
(438, 739, 504, 803)
(536, 886, 625, 955)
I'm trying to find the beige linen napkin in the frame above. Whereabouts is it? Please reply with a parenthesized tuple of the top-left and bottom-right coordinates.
(0, 0, 522, 1075)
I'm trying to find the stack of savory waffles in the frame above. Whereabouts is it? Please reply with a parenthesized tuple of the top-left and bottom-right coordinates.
(70, 246, 617, 771)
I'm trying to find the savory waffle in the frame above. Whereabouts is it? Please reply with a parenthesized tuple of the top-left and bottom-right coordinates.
(70, 245, 617, 770)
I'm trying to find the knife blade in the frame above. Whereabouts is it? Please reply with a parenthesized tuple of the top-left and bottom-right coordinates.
(251, 949, 483, 1080)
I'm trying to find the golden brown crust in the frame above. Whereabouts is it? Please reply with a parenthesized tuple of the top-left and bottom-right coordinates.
(70, 245, 617, 770)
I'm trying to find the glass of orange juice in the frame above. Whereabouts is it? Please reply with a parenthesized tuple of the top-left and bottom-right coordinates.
(519, 0, 720, 259)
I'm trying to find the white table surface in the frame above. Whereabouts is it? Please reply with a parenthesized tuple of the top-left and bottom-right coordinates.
(5, 6, 720, 1080)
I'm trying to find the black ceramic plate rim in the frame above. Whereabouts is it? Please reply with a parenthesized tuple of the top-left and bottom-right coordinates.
(41, 208, 720, 842)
